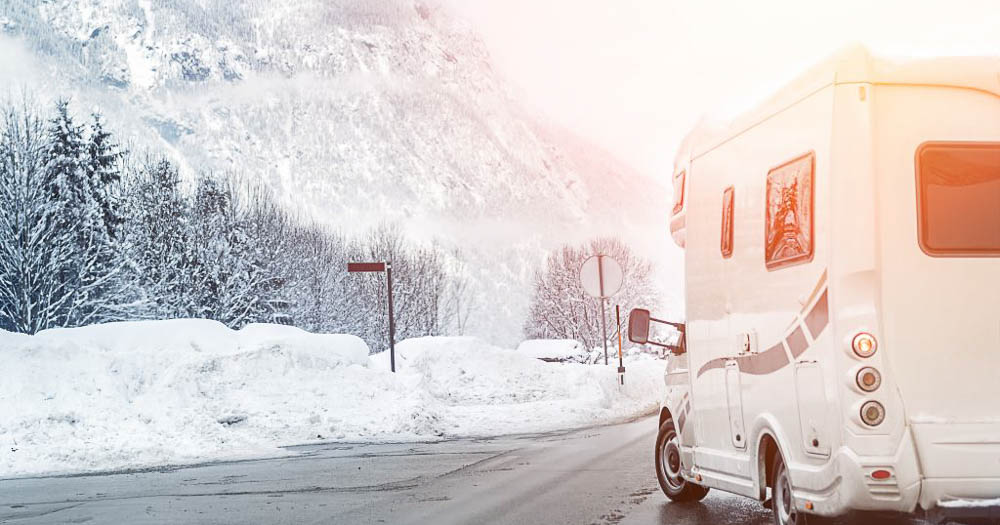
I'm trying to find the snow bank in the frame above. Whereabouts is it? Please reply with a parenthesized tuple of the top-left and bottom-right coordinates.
(1, 323, 664, 477)
(516, 339, 586, 362)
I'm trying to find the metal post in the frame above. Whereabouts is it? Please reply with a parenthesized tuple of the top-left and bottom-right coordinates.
(616, 304, 625, 385)
(600, 298, 609, 366)
(387, 261, 396, 373)
(598, 255, 608, 365)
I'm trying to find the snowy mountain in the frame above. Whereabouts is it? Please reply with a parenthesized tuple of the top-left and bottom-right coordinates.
(0, 0, 670, 343)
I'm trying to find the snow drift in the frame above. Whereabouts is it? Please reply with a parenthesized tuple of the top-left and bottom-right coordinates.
(0, 321, 665, 477)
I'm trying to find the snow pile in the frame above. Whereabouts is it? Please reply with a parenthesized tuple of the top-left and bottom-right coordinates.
(516, 339, 586, 362)
(1, 322, 664, 477)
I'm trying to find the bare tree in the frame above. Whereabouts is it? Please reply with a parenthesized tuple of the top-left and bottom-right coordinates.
(524, 237, 655, 350)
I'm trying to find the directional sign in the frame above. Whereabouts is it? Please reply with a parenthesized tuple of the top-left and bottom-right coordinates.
(348, 262, 386, 273)
(580, 255, 623, 299)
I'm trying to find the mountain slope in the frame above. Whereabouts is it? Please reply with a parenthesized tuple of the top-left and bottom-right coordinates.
(0, 0, 669, 343)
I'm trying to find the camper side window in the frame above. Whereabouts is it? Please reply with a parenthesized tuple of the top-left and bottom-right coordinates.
(721, 186, 734, 258)
(764, 152, 815, 270)
(672, 171, 686, 215)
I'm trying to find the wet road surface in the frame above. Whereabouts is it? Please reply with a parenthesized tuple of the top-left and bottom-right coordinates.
(0, 416, 933, 524)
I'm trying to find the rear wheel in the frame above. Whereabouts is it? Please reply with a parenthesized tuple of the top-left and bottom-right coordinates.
(771, 452, 812, 525)
(655, 419, 709, 502)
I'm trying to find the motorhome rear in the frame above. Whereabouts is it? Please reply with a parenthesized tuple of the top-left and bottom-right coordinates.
(637, 46, 1000, 524)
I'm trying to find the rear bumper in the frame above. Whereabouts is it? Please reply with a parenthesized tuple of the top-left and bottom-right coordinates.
(795, 425, 1000, 518)
(793, 428, 922, 516)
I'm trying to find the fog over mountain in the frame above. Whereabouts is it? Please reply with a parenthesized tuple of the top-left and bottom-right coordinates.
(0, 0, 672, 343)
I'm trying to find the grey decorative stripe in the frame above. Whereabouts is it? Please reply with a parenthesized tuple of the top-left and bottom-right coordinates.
(786, 325, 809, 358)
(804, 289, 829, 340)
(694, 271, 828, 379)
(736, 343, 789, 375)
(696, 357, 728, 377)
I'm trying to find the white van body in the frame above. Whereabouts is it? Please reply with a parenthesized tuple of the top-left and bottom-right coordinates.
(663, 45, 1000, 520)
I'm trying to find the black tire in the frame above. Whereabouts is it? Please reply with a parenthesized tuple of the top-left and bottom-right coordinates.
(655, 419, 709, 502)
(771, 452, 813, 525)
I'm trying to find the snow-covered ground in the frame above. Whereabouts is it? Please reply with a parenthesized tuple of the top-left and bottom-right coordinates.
(0, 321, 665, 478)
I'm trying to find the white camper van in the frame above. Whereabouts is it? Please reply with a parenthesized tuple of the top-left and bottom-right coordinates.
(629, 46, 1000, 524)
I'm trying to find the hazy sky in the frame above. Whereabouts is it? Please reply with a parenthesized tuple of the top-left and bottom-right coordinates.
(447, 0, 1000, 182)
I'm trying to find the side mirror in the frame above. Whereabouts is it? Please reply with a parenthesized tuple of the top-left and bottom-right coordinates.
(628, 308, 651, 344)
(628, 307, 686, 355)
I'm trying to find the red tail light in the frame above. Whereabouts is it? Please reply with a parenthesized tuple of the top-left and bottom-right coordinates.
(871, 469, 892, 480)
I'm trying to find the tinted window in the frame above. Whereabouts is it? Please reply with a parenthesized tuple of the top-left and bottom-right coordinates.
(721, 186, 734, 258)
(916, 143, 1000, 256)
(765, 153, 815, 270)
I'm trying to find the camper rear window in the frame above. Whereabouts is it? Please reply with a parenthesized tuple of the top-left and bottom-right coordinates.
(916, 143, 1000, 256)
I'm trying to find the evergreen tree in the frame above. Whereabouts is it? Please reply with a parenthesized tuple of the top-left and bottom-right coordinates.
(0, 101, 78, 333)
(121, 159, 193, 320)
(85, 112, 123, 239)
(45, 100, 128, 326)
(189, 176, 275, 328)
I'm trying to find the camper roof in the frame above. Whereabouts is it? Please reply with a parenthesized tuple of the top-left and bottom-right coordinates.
(675, 44, 1000, 165)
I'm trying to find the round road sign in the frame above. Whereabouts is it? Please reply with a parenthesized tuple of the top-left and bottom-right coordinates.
(579, 255, 623, 299)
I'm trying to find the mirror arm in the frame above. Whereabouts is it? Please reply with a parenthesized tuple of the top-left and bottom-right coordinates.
(644, 340, 685, 355)
(650, 317, 685, 333)
(646, 318, 687, 355)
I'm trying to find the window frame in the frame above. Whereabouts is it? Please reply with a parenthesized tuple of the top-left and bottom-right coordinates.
(914, 141, 1000, 258)
(764, 151, 816, 271)
(721, 186, 734, 258)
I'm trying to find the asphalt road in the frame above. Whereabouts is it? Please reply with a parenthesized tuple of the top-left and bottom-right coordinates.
(0, 416, 929, 525)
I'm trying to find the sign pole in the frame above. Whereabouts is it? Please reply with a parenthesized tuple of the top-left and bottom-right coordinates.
(598, 256, 609, 365)
(600, 299, 609, 366)
(579, 253, 623, 368)
(386, 261, 396, 373)
(616, 304, 625, 385)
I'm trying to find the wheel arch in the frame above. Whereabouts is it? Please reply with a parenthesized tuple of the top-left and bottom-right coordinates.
(751, 416, 793, 502)
(659, 406, 673, 428)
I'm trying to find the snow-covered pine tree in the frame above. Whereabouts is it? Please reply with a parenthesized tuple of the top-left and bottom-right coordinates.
(0, 101, 78, 333)
(85, 112, 123, 238)
(121, 158, 193, 320)
(45, 101, 130, 326)
(239, 183, 295, 325)
(188, 175, 275, 328)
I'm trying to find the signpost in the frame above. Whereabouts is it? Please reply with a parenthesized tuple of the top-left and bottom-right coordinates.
(579, 254, 623, 366)
(616, 304, 625, 385)
(347, 261, 396, 373)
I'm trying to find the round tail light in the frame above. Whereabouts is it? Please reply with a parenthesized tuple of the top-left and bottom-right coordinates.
(852, 332, 877, 358)
(860, 401, 886, 426)
(856, 367, 882, 392)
